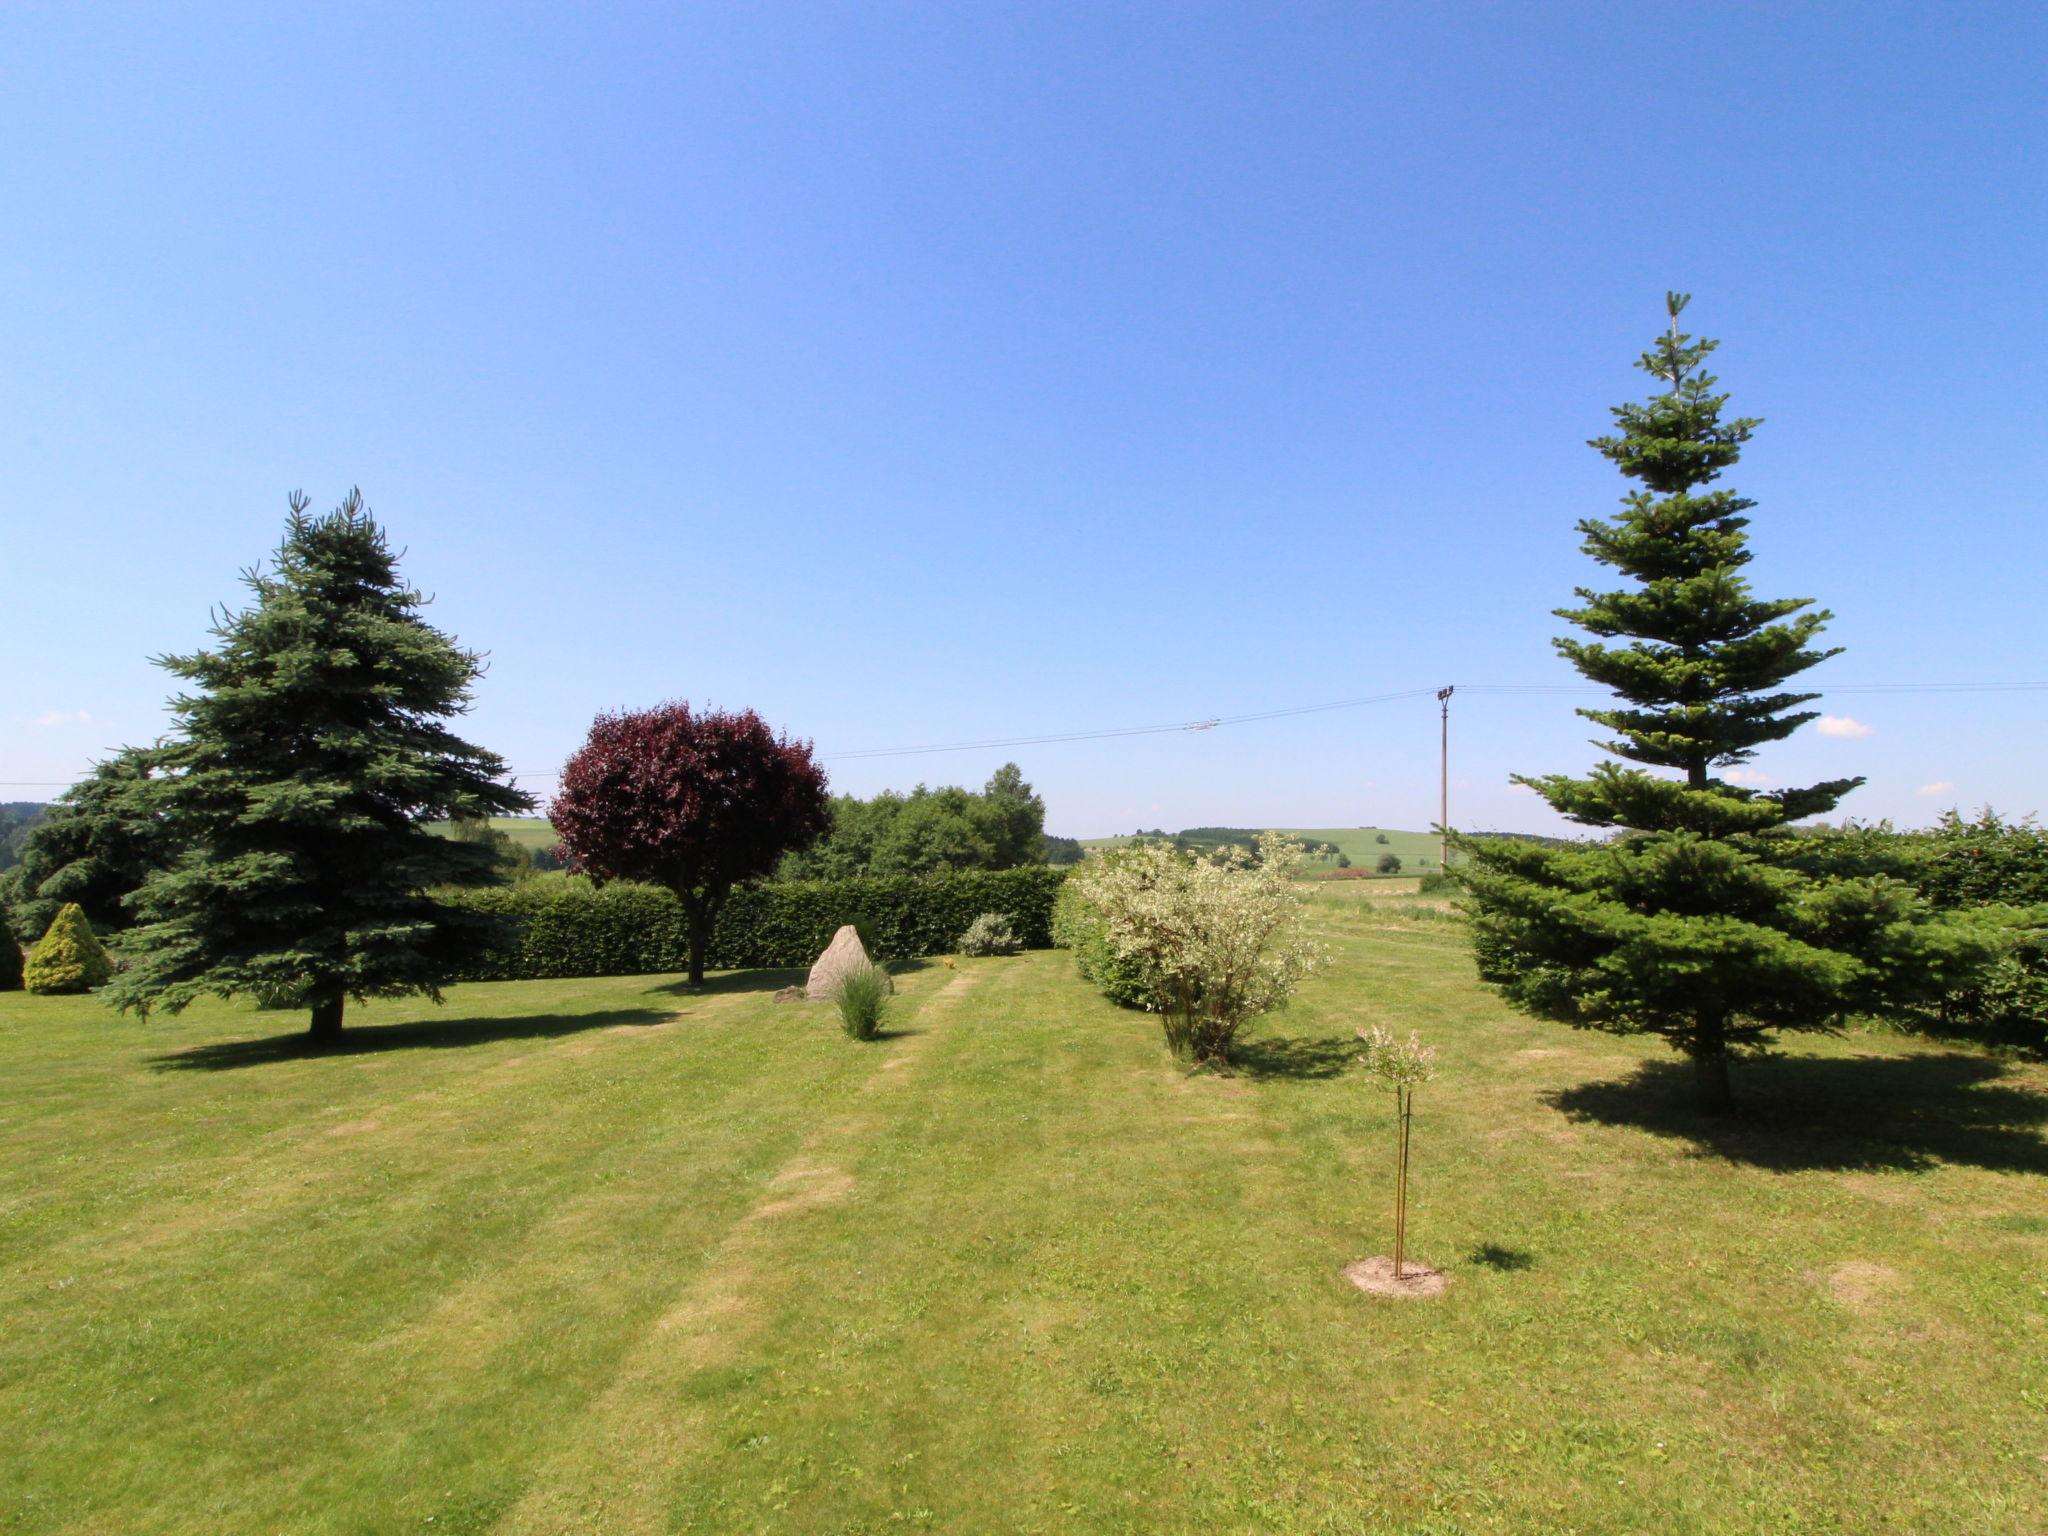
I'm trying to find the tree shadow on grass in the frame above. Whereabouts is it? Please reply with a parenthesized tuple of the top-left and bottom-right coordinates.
(651, 958, 937, 1000)
(1468, 1243, 1536, 1272)
(148, 1008, 675, 1072)
(652, 967, 808, 998)
(1549, 1052, 2048, 1175)
(1234, 1033, 1359, 1081)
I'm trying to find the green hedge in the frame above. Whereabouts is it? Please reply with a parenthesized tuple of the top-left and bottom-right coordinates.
(1049, 863, 1151, 1009)
(443, 866, 1069, 981)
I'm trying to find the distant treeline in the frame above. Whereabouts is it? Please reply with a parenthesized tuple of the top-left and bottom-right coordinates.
(1120, 827, 1345, 860)
(0, 803, 48, 873)
(778, 764, 1054, 881)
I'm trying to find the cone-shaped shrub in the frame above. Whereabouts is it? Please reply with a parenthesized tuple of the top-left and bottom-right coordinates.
(24, 903, 113, 995)
(0, 896, 22, 991)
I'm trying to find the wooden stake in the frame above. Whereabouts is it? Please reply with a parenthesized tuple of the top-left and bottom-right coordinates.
(1394, 1086, 1412, 1279)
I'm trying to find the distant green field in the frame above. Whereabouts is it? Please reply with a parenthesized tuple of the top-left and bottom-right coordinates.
(428, 816, 559, 852)
(1082, 825, 1454, 873)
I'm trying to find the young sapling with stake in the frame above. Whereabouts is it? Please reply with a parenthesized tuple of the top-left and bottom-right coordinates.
(1348, 1024, 1445, 1297)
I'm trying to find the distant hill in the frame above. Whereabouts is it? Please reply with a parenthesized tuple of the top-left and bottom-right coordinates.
(436, 817, 1573, 874)
(1076, 824, 1588, 873)
(1080, 825, 1453, 873)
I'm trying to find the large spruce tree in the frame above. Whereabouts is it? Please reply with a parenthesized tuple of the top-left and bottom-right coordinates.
(1458, 295, 1982, 1112)
(107, 492, 532, 1040)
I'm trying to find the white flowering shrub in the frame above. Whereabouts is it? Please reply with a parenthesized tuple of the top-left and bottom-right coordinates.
(959, 912, 1021, 957)
(1069, 832, 1324, 1064)
(1053, 852, 1152, 1007)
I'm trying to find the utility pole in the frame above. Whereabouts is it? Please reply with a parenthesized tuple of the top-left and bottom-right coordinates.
(1437, 686, 1454, 872)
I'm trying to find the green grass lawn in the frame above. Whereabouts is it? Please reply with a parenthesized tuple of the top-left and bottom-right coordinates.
(3, 903, 2045, 1533)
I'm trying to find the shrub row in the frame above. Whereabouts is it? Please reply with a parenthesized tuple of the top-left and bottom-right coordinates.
(441, 866, 1069, 981)
(1882, 812, 2048, 1053)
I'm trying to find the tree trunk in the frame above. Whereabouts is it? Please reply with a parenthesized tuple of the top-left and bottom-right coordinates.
(682, 892, 710, 987)
(1691, 1042, 1733, 1115)
(309, 993, 345, 1044)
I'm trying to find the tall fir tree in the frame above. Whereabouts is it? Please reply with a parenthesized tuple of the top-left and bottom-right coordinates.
(1457, 295, 1984, 1112)
(106, 492, 532, 1040)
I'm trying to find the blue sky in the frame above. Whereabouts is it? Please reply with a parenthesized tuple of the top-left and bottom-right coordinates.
(3, 3, 2042, 838)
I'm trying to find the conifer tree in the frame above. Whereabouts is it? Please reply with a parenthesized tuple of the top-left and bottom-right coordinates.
(1458, 296, 1983, 1112)
(0, 895, 22, 991)
(0, 745, 166, 943)
(106, 492, 532, 1040)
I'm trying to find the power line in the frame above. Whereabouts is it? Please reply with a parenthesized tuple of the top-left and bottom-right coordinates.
(823, 686, 1441, 761)
(1462, 682, 2048, 697)
(783, 679, 2048, 762)
(9, 679, 2046, 789)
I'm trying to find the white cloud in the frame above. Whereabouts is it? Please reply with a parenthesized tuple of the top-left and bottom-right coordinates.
(1916, 780, 1955, 797)
(1815, 715, 1873, 739)
(32, 709, 92, 728)
(1724, 767, 1773, 785)
(1506, 781, 1536, 795)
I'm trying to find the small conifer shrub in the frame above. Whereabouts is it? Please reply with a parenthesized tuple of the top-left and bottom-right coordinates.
(24, 903, 114, 995)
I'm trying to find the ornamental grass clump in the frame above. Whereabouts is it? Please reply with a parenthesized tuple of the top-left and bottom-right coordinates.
(24, 903, 114, 995)
(836, 963, 889, 1041)
(1071, 832, 1322, 1065)
(1356, 1024, 1440, 1280)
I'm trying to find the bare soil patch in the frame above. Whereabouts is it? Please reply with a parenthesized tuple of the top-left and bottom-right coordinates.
(749, 1165, 855, 1221)
(1343, 1255, 1450, 1299)
(1820, 1260, 1900, 1309)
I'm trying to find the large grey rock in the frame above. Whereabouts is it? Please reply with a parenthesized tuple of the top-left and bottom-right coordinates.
(807, 925, 881, 1001)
